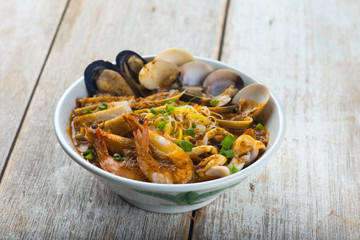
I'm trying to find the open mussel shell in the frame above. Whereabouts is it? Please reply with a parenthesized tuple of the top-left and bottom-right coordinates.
(115, 50, 151, 97)
(84, 60, 136, 97)
(116, 50, 146, 80)
(179, 61, 213, 86)
(203, 69, 244, 96)
(232, 83, 270, 118)
(154, 48, 195, 67)
(139, 60, 180, 90)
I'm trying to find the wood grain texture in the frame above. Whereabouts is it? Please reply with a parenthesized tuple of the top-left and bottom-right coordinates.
(0, 0, 68, 175)
(0, 0, 227, 238)
(192, 0, 360, 239)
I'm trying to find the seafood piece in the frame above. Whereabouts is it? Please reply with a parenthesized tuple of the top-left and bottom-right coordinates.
(205, 166, 231, 178)
(84, 127, 148, 181)
(232, 83, 270, 118)
(216, 117, 253, 130)
(115, 50, 152, 97)
(228, 134, 266, 170)
(154, 48, 195, 67)
(99, 115, 133, 136)
(126, 115, 195, 184)
(179, 61, 213, 86)
(130, 90, 185, 110)
(73, 101, 132, 131)
(202, 127, 234, 146)
(139, 60, 180, 90)
(85, 126, 135, 158)
(76, 96, 134, 108)
(209, 85, 239, 107)
(196, 154, 228, 180)
(74, 101, 128, 116)
(188, 145, 218, 164)
(84, 60, 136, 96)
(203, 69, 244, 96)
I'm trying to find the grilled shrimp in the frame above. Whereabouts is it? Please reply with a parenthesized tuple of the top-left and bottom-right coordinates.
(125, 114, 195, 184)
(84, 126, 148, 181)
(228, 134, 266, 170)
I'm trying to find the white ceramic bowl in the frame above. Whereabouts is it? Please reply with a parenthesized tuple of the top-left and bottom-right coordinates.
(54, 56, 285, 213)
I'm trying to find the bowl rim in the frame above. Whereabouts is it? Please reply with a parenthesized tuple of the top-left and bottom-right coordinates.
(54, 55, 286, 192)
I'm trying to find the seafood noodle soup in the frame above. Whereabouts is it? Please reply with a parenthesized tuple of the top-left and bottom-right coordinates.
(69, 49, 270, 184)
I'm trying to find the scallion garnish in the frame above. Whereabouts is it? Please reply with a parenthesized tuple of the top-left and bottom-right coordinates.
(186, 128, 195, 136)
(220, 134, 236, 149)
(113, 153, 123, 161)
(210, 99, 219, 106)
(166, 104, 175, 112)
(158, 121, 166, 129)
(220, 149, 235, 158)
(229, 166, 239, 174)
(83, 150, 94, 160)
(177, 140, 194, 152)
(165, 99, 177, 104)
(150, 109, 159, 115)
(98, 103, 108, 111)
(83, 109, 93, 115)
(255, 123, 265, 130)
(189, 96, 197, 102)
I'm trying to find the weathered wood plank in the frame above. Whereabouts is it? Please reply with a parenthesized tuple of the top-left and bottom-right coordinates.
(0, 0, 68, 175)
(192, 0, 360, 239)
(0, 0, 227, 238)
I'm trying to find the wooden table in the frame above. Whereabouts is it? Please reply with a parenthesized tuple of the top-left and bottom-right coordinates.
(1, 0, 359, 238)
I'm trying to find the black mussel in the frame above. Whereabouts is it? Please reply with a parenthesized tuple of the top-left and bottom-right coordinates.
(179, 61, 213, 87)
(202, 69, 244, 96)
(115, 50, 151, 97)
(84, 60, 136, 96)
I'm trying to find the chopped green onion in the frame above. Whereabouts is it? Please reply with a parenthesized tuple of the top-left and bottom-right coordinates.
(98, 103, 108, 111)
(83, 150, 94, 160)
(158, 121, 166, 129)
(150, 109, 159, 115)
(220, 134, 236, 149)
(210, 99, 219, 106)
(83, 109, 93, 115)
(255, 123, 265, 130)
(189, 96, 197, 102)
(165, 99, 177, 104)
(113, 153, 123, 161)
(82, 149, 91, 156)
(220, 149, 235, 158)
(229, 166, 239, 174)
(177, 140, 194, 152)
(166, 104, 175, 112)
(186, 128, 195, 136)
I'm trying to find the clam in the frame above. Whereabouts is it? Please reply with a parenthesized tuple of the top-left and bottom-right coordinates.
(179, 61, 213, 86)
(203, 69, 244, 97)
(139, 60, 180, 90)
(154, 48, 195, 67)
(84, 60, 136, 97)
(232, 83, 270, 118)
(116, 50, 151, 97)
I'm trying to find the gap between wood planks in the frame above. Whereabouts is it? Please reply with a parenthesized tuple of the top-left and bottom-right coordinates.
(0, 0, 231, 237)
(0, 0, 71, 183)
(187, 0, 230, 239)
